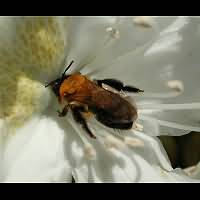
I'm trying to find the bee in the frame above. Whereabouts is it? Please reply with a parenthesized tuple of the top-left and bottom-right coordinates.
(45, 61, 144, 139)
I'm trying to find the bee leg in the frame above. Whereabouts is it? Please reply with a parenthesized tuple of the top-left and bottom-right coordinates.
(57, 105, 69, 117)
(95, 78, 144, 93)
(71, 107, 96, 139)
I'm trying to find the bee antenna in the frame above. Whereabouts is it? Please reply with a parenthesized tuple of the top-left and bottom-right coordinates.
(62, 60, 74, 78)
(45, 80, 54, 88)
(45, 60, 74, 88)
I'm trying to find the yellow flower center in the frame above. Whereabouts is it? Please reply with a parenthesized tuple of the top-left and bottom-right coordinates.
(0, 17, 70, 131)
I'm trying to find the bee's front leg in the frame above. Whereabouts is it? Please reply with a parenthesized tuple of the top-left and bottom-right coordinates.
(71, 106, 96, 139)
(57, 104, 69, 117)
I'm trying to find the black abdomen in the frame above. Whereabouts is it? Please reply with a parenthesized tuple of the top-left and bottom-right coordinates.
(91, 90, 137, 130)
(95, 108, 134, 129)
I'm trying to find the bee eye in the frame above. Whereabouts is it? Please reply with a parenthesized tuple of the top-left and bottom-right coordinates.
(54, 81, 61, 86)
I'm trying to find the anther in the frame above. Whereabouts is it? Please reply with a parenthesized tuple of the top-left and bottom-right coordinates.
(133, 123, 144, 131)
(184, 165, 198, 176)
(167, 80, 184, 93)
(104, 135, 125, 150)
(124, 137, 144, 147)
(132, 16, 153, 28)
(84, 144, 96, 160)
(106, 27, 120, 39)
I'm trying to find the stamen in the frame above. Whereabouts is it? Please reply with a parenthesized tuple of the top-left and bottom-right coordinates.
(157, 119, 200, 132)
(104, 135, 126, 150)
(134, 91, 181, 98)
(132, 80, 184, 99)
(132, 16, 153, 28)
(91, 119, 144, 150)
(67, 117, 96, 160)
(106, 27, 120, 39)
(140, 115, 200, 132)
(133, 122, 144, 131)
(73, 23, 119, 73)
(167, 80, 184, 93)
(138, 102, 200, 111)
(91, 119, 130, 143)
(184, 165, 198, 176)
(84, 144, 96, 160)
(86, 36, 156, 77)
(90, 119, 145, 152)
(159, 168, 168, 177)
(124, 136, 144, 147)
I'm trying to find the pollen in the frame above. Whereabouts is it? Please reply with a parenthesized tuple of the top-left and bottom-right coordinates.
(15, 17, 69, 76)
(1, 74, 51, 131)
(0, 17, 70, 78)
(82, 112, 93, 119)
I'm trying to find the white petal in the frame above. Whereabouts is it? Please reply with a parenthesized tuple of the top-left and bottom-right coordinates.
(62, 117, 191, 182)
(44, 107, 197, 183)
(73, 137, 196, 182)
(131, 157, 198, 182)
(141, 18, 200, 135)
(60, 117, 139, 182)
(133, 131, 172, 170)
(145, 17, 189, 56)
(67, 17, 175, 75)
(50, 111, 92, 182)
(88, 17, 188, 87)
(1, 116, 71, 182)
(80, 17, 200, 136)
(184, 162, 200, 179)
(72, 139, 140, 183)
(66, 16, 117, 73)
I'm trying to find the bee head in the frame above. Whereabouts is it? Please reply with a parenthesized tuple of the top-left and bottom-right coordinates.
(45, 60, 74, 97)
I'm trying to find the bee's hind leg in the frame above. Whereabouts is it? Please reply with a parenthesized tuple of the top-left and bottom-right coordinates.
(71, 106, 96, 139)
(95, 78, 144, 93)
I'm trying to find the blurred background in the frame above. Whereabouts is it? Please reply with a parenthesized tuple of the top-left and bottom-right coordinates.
(159, 132, 200, 169)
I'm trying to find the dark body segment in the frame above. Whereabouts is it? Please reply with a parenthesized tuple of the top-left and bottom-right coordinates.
(61, 77, 138, 130)
(90, 88, 138, 130)
(46, 61, 141, 139)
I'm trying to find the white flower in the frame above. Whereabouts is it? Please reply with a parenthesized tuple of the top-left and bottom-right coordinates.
(184, 162, 200, 179)
(0, 16, 199, 182)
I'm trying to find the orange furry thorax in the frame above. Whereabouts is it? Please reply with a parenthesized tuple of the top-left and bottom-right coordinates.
(59, 73, 96, 104)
